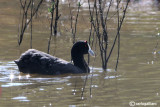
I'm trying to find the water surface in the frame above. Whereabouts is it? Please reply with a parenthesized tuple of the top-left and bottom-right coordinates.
(0, 0, 160, 106)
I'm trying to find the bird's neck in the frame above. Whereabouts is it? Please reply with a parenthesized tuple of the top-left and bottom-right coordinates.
(72, 55, 89, 73)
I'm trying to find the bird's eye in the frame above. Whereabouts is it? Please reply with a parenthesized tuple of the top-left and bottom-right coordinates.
(84, 40, 87, 43)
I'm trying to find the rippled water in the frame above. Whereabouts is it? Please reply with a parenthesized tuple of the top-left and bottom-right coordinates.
(0, 0, 160, 107)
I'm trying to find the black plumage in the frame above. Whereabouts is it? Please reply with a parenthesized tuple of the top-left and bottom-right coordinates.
(15, 41, 95, 75)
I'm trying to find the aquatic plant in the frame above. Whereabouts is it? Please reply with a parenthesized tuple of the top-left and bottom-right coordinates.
(88, 0, 130, 70)
(18, 0, 44, 47)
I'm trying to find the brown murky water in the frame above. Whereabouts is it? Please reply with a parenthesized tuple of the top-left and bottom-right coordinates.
(0, 0, 160, 107)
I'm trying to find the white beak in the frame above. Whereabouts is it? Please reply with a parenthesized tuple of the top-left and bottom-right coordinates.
(88, 44, 95, 57)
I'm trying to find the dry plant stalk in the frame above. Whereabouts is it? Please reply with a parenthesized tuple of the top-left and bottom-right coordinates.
(18, 0, 44, 47)
(88, 0, 130, 70)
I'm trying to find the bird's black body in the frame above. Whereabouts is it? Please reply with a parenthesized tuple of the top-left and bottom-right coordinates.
(15, 41, 94, 75)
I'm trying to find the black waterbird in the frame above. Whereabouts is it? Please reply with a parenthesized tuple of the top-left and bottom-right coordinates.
(14, 41, 95, 75)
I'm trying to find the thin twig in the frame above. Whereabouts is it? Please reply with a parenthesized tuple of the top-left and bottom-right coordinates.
(48, 0, 55, 54)
(54, 0, 60, 36)
(115, 0, 120, 71)
(19, 0, 44, 45)
(72, 1, 81, 44)
(106, 0, 130, 63)
(30, 0, 33, 49)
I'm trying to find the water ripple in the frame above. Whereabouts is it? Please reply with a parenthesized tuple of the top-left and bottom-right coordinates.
(12, 96, 30, 102)
(1, 83, 33, 87)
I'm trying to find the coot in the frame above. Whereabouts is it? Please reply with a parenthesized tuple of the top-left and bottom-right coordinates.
(14, 41, 95, 75)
